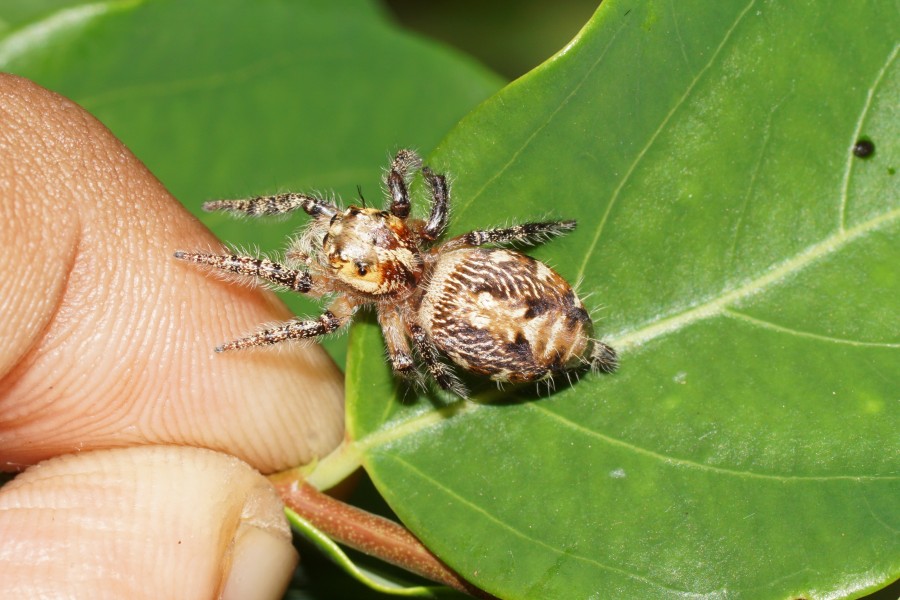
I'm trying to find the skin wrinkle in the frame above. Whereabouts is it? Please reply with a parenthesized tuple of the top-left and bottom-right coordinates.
(0, 84, 83, 390)
(0, 74, 344, 472)
(0, 141, 117, 408)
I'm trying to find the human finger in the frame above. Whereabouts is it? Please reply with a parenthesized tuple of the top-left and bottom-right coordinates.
(0, 74, 344, 473)
(0, 446, 298, 600)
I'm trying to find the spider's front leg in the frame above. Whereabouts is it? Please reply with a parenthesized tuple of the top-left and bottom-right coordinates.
(203, 191, 338, 219)
(385, 149, 422, 219)
(215, 296, 356, 353)
(446, 220, 577, 249)
(173, 251, 314, 293)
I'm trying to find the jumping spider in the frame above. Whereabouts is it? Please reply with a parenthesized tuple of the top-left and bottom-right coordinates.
(175, 149, 617, 396)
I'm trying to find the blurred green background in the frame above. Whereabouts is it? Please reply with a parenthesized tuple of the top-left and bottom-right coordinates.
(385, 0, 600, 79)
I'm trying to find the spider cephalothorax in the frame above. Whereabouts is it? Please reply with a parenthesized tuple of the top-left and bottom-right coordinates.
(176, 149, 617, 396)
(318, 206, 423, 296)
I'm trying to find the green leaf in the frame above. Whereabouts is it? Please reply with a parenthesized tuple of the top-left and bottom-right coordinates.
(335, 1, 900, 598)
(0, 0, 502, 368)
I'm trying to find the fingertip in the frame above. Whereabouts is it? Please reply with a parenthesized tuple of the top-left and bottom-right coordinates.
(221, 523, 299, 600)
(0, 447, 298, 600)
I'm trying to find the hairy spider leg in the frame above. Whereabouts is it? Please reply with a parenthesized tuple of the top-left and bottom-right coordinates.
(377, 308, 416, 376)
(385, 149, 422, 219)
(420, 166, 449, 242)
(215, 296, 356, 352)
(448, 220, 578, 249)
(203, 192, 338, 219)
(173, 251, 314, 293)
(408, 324, 467, 397)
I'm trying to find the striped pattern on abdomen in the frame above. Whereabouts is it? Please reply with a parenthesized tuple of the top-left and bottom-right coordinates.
(419, 248, 593, 383)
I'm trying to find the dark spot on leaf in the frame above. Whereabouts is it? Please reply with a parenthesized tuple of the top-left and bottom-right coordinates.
(852, 138, 874, 158)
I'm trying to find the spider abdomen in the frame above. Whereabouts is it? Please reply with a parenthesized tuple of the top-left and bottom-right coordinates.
(419, 247, 593, 383)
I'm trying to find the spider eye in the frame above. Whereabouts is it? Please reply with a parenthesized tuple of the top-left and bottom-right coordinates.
(356, 263, 369, 276)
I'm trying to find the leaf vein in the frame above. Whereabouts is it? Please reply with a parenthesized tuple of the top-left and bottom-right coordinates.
(454, 17, 628, 218)
(862, 495, 900, 535)
(722, 309, 900, 348)
(612, 206, 900, 352)
(725, 87, 793, 270)
(383, 453, 716, 598)
(575, 0, 760, 283)
(837, 43, 900, 232)
(530, 402, 899, 482)
(668, 0, 693, 75)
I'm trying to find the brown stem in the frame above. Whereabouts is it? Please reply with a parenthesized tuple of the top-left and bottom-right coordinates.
(270, 473, 496, 599)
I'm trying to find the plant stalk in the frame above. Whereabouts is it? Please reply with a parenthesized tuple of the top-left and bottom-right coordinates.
(270, 473, 495, 599)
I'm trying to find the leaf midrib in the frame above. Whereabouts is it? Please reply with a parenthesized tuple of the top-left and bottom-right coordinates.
(612, 206, 900, 352)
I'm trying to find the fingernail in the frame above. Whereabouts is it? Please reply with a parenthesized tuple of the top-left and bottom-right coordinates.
(220, 523, 299, 600)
